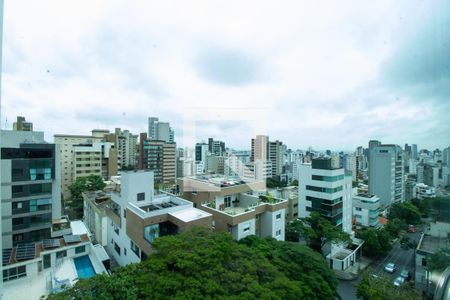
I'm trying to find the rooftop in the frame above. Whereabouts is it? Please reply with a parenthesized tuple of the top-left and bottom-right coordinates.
(188, 175, 248, 187)
(418, 235, 450, 254)
(169, 207, 212, 222)
(355, 193, 376, 198)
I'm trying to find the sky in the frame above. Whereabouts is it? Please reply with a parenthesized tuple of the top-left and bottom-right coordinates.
(1, 0, 449, 151)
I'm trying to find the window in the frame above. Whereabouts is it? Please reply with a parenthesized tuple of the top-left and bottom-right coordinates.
(130, 240, 140, 257)
(355, 207, 362, 211)
(3, 266, 27, 282)
(243, 223, 251, 232)
(12, 202, 23, 210)
(137, 192, 145, 201)
(43, 254, 51, 269)
(124, 248, 127, 256)
(114, 242, 121, 255)
(114, 225, 119, 235)
(75, 245, 85, 254)
(276, 213, 281, 220)
(56, 250, 67, 259)
(276, 230, 281, 236)
(224, 196, 232, 208)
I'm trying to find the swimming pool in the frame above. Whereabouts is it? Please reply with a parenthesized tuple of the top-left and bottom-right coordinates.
(73, 255, 96, 279)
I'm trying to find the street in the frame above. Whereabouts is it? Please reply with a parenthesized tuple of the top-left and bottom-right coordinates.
(338, 224, 425, 299)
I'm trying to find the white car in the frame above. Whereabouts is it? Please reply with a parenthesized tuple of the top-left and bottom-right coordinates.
(393, 276, 405, 287)
(384, 263, 396, 273)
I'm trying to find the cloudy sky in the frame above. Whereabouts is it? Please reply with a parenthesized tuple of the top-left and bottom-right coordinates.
(1, 0, 449, 150)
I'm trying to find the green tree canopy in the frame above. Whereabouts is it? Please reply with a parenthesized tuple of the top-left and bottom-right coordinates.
(384, 218, 405, 238)
(46, 228, 339, 300)
(357, 270, 421, 300)
(428, 248, 450, 272)
(68, 175, 106, 201)
(286, 212, 351, 252)
(290, 180, 298, 186)
(388, 202, 421, 225)
(355, 227, 392, 258)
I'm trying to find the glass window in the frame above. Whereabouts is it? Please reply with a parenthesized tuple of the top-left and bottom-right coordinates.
(43, 254, 51, 269)
(56, 250, 67, 259)
(137, 192, 145, 201)
(75, 245, 85, 254)
(224, 196, 232, 208)
(114, 242, 121, 255)
(276, 213, 281, 220)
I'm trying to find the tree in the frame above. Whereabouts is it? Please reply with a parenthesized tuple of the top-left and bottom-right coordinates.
(384, 218, 405, 238)
(290, 180, 298, 186)
(388, 202, 421, 225)
(68, 174, 106, 201)
(46, 228, 339, 300)
(287, 212, 351, 252)
(266, 177, 287, 188)
(428, 249, 450, 272)
(357, 270, 421, 300)
(356, 227, 392, 258)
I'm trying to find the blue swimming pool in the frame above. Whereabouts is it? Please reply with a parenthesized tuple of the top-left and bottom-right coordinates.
(73, 255, 96, 279)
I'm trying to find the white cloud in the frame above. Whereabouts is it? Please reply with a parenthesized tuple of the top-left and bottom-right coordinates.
(1, 0, 448, 150)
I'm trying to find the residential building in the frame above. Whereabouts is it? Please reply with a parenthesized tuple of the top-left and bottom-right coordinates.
(178, 175, 287, 241)
(251, 135, 268, 162)
(267, 186, 299, 221)
(138, 133, 176, 185)
(208, 138, 225, 156)
(148, 117, 174, 143)
(415, 183, 436, 199)
(298, 157, 352, 233)
(2, 223, 108, 299)
(102, 171, 212, 266)
(114, 128, 138, 169)
(13, 116, 33, 132)
(206, 154, 225, 174)
(72, 141, 118, 182)
(83, 190, 111, 246)
(268, 140, 283, 177)
(54, 132, 119, 200)
(1, 1, 4, 287)
(194, 142, 209, 173)
(415, 232, 450, 297)
(417, 162, 440, 187)
(1, 130, 62, 248)
(352, 193, 380, 227)
(343, 153, 357, 181)
(369, 144, 404, 207)
(298, 157, 362, 271)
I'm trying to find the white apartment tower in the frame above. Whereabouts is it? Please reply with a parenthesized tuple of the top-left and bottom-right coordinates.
(369, 144, 404, 207)
(298, 157, 352, 234)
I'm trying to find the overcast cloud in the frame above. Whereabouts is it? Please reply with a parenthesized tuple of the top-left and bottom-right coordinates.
(1, 0, 449, 150)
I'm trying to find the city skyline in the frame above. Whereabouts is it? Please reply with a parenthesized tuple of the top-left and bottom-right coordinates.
(1, 1, 450, 150)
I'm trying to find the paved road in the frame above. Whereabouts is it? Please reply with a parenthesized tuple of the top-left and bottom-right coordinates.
(338, 224, 425, 299)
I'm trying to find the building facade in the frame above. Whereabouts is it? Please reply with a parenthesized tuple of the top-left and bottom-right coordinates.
(368, 144, 404, 207)
(178, 176, 287, 241)
(352, 193, 380, 227)
(298, 157, 353, 234)
(1, 130, 62, 248)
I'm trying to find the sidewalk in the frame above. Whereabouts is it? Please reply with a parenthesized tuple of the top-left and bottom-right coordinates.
(334, 256, 372, 281)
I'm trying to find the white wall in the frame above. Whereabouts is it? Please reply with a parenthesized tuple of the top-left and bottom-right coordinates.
(260, 209, 285, 241)
(232, 219, 256, 240)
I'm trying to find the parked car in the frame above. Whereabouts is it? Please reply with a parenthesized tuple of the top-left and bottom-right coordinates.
(400, 270, 411, 280)
(384, 262, 396, 273)
(393, 276, 405, 286)
(408, 225, 416, 233)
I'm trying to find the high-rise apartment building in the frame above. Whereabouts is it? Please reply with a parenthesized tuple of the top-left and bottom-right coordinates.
(115, 128, 138, 169)
(13, 116, 33, 132)
(54, 132, 119, 200)
(208, 138, 225, 156)
(138, 133, 176, 185)
(251, 135, 268, 162)
(251, 136, 283, 178)
(369, 144, 404, 207)
(1, 130, 61, 248)
(298, 157, 352, 234)
(148, 117, 174, 143)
